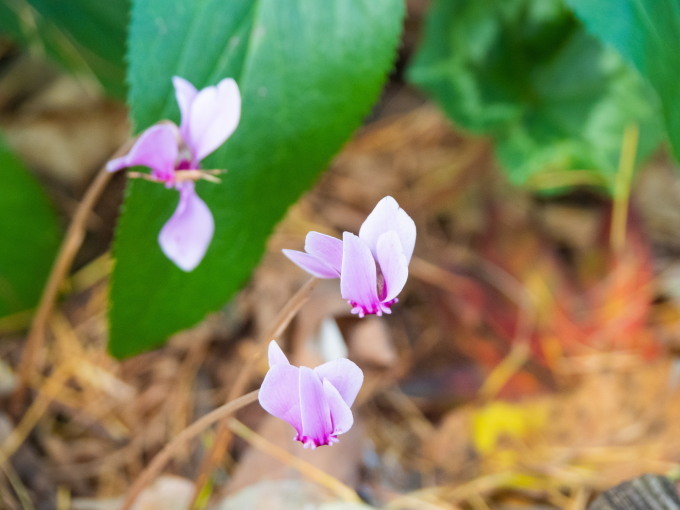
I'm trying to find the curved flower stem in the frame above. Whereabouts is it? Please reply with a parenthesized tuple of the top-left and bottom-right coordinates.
(120, 390, 259, 510)
(189, 277, 317, 507)
(13, 168, 113, 408)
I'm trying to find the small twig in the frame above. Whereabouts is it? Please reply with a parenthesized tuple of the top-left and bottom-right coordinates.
(13, 136, 134, 408)
(0, 461, 36, 510)
(1, 363, 73, 466)
(477, 342, 530, 400)
(189, 278, 317, 507)
(120, 390, 259, 510)
(14, 168, 113, 404)
(227, 418, 362, 504)
(610, 124, 639, 255)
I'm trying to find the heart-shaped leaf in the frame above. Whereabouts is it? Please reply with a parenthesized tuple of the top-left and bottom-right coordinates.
(566, 0, 680, 163)
(407, 0, 663, 190)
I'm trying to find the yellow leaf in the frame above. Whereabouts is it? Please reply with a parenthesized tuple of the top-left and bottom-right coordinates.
(472, 401, 547, 455)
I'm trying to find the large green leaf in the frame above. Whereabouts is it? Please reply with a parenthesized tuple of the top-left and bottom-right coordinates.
(0, 138, 61, 318)
(566, 0, 680, 163)
(0, 0, 128, 98)
(109, 0, 404, 357)
(407, 0, 662, 189)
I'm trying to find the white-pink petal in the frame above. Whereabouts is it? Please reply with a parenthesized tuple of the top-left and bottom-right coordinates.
(107, 124, 179, 182)
(258, 363, 303, 436)
(172, 76, 198, 144)
(314, 358, 363, 407)
(299, 367, 332, 447)
(359, 196, 416, 263)
(282, 249, 339, 279)
(375, 231, 409, 302)
(340, 232, 379, 309)
(268, 340, 290, 367)
(185, 77, 241, 161)
(323, 379, 354, 436)
(305, 232, 342, 275)
(158, 183, 214, 272)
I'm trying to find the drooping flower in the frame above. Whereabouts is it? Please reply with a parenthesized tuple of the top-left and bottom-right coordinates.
(258, 340, 363, 449)
(107, 76, 241, 271)
(283, 196, 416, 317)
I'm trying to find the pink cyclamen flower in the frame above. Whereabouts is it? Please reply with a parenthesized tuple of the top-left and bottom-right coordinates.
(107, 76, 241, 271)
(283, 196, 416, 317)
(258, 340, 363, 449)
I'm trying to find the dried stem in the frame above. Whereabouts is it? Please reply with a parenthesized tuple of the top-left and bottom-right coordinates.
(610, 124, 639, 255)
(227, 418, 361, 503)
(13, 167, 114, 407)
(189, 277, 317, 507)
(120, 390, 259, 510)
(1, 363, 73, 466)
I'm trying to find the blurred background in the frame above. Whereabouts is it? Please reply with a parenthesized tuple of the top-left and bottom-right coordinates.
(1, 0, 680, 508)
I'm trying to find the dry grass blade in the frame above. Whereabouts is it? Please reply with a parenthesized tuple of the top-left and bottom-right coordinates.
(189, 277, 317, 506)
(227, 418, 362, 504)
(120, 390, 259, 510)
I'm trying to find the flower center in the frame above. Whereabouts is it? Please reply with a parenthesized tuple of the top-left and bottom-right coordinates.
(348, 298, 398, 318)
(295, 433, 339, 449)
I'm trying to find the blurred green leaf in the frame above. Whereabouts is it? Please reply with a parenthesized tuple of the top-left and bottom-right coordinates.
(566, 0, 680, 163)
(109, 0, 404, 357)
(0, 138, 60, 318)
(408, 0, 663, 189)
(0, 0, 128, 98)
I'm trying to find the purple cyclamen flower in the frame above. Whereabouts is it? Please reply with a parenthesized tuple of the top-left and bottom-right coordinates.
(107, 76, 241, 271)
(258, 340, 363, 449)
(283, 196, 416, 317)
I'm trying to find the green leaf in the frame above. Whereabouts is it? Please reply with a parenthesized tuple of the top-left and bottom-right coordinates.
(0, 0, 129, 98)
(0, 137, 61, 318)
(407, 0, 663, 189)
(109, 0, 404, 357)
(565, 0, 680, 163)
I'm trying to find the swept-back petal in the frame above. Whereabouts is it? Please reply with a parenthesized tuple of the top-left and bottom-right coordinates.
(282, 249, 339, 279)
(340, 233, 378, 311)
(268, 340, 290, 367)
(299, 367, 331, 446)
(258, 363, 302, 436)
(376, 231, 408, 302)
(158, 183, 214, 272)
(106, 124, 179, 182)
(314, 358, 363, 407)
(323, 379, 353, 436)
(185, 78, 241, 161)
(172, 76, 198, 142)
(358, 196, 416, 262)
(305, 232, 342, 276)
